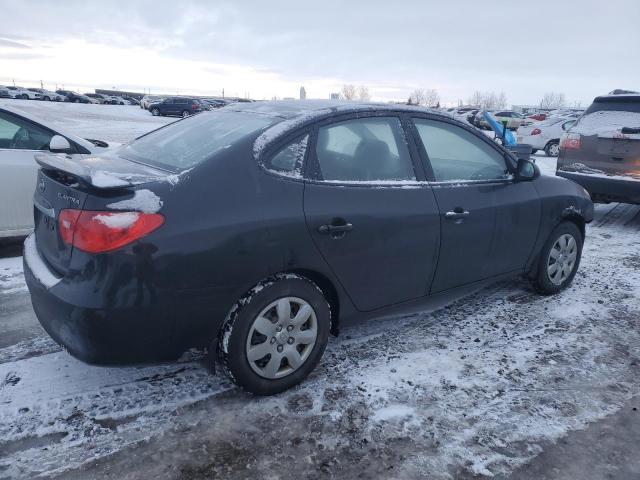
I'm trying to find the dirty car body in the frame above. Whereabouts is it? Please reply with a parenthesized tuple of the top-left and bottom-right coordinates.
(24, 101, 593, 391)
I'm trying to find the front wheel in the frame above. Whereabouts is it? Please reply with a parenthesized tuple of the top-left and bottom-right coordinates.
(530, 222, 583, 294)
(545, 140, 560, 157)
(150, 107, 160, 116)
(181, 110, 191, 118)
(218, 274, 331, 395)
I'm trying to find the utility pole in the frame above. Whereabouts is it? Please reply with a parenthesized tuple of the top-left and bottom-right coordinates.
(40, 79, 44, 89)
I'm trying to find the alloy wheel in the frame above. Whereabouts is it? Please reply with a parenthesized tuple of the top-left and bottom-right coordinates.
(547, 233, 577, 285)
(245, 297, 318, 379)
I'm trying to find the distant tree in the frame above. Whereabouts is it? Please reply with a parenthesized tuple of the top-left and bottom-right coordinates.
(409, 88, 427, 105)
(468, 91, 483, 108)
(467, 91, 507, 110)
(341, 84, 357, 101)
(357, 85, 371, 101)
(497, 91, 507, 109)
(424, 89, 440, 107)
(539, 92, 566, 109)
(409, 88, 439, 107)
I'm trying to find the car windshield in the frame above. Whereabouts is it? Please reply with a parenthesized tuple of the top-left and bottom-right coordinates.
(120, 110, 274, 172)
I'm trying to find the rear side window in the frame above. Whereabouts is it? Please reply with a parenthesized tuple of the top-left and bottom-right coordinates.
(315, 117, 416, 182)
(121, 111, 273, 171)
(413, 119, 508, 182)
(265, 135, 308, 178)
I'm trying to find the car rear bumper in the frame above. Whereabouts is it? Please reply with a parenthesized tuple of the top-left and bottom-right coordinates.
(556, 170, 640, 204)
(23, 235, 234, 365)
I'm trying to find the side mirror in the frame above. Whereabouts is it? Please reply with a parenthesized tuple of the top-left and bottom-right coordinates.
(49, 135, 72, 153)
(516, 158, 538, 181)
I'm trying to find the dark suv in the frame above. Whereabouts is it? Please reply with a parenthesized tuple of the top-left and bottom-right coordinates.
(148, 97, 203, 118)
(557, 93, 640, 204)
(56, 90, 92, 103)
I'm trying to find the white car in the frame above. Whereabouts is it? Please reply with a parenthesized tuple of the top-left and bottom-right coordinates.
(4, 86, 42, 100)
(27, 88, 66, 102)
(140, 95, 165, 109)
(516, 117, 576, 157)
(0, 104, 111, 238)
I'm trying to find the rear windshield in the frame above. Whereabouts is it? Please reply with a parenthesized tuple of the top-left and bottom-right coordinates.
(585, 97, 640, 115)
(120, 110, 274, 171)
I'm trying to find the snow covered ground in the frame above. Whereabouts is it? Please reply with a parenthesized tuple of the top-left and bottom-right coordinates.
(0, 101, 639, 479)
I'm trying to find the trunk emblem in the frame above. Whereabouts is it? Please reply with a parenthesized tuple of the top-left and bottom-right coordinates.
(58, 192, 80, 207)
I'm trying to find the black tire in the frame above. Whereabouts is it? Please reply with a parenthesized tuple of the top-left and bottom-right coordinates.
(75, 99, 81, 103)
(151, 107, 160, 116)
(218, 274, 331, 395)
(531, 149, 538, 154)
(181, 110, 191, 118)
(43, 96, 50, 101)
(545, 140, 560, 157)
(530, 221, 583, 295)
(20, 94, 28, 100)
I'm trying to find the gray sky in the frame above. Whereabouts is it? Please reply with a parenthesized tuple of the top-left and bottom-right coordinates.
(0, 0, 638, 106)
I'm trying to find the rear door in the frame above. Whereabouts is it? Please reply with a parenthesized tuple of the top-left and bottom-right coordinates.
(410, 116, 539, 293)
(0, 110, 55, 236)
(303, 114, 441, 312)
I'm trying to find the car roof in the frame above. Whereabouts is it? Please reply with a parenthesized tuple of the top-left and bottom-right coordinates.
(228, 99, 442, 121)
(239, 100, 453, 159)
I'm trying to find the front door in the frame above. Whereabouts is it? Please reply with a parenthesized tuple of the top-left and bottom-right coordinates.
(411, 117, 539, 293)
(304, 115, 440, 312)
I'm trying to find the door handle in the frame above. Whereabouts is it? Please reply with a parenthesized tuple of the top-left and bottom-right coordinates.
(318, 223, 353, 234)
(444, 209, 470, 220)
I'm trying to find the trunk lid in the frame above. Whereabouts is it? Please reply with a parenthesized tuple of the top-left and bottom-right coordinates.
(32, 152, 173, 275)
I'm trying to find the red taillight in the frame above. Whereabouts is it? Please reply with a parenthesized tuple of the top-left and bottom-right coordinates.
(531, 128, 541, 135)
(560, 133, 581, 150)
(192, 103, 198, 109)
(58, 209, 164, 253)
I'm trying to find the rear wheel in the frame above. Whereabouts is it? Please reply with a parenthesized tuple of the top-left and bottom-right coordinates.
(218, 274, 331, 395)
(545, 140, 560, 157)
(151, 107, 160, 116)
(181, 110, 191, 118)
(530, 222, 583, 294)
(43, 96, 50, 101)
(20, 94, 28, 100)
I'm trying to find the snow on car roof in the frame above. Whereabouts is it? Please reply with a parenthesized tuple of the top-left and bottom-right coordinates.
(236, 100, 442, 158)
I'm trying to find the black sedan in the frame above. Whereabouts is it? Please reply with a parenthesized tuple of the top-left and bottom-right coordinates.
(24, 101, 593, 395)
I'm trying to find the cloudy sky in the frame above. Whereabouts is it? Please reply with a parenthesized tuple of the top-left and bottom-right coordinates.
(0, 0, 638, 106)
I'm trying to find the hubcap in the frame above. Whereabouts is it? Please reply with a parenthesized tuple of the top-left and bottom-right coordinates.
(547, 233, 577, 285)
(549, 143, 560, 156)
(245, 297, 318, 379)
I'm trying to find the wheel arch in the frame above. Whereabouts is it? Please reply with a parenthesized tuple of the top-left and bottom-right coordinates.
(285, 268, 340, 336)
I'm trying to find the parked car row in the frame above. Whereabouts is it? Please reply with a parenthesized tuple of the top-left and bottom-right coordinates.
(0, 85, 139, 105)
(142, 96, 236, 117)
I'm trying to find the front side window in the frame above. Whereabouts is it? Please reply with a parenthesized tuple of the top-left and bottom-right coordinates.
(413, 119, 509, 182)
(0, 111, 54, 151)
(315, 117, 415, 182)
(265, 134, 308, 178)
